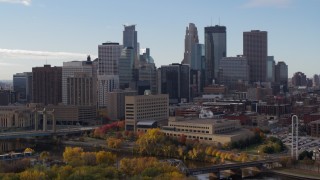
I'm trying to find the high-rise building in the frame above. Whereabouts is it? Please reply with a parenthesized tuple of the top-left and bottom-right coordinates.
(292, 72, 307, 87)
(119, 47, 135, 89)
(66, 73, 94, 106)
(275, 61, 288, 85)
(98, 42, 122, 108)
(62, 60, 94, 105)
(133, 48, 157, 95)
(191, 43, 205, 92)
(32, 65, 62, 105)
(243, 30, 268, 83)
(182, 23, 199, 65)
(205, 25, 227, 85)
(219, 56, 249, 90)
(106, 89, 137, 121)
(13, 72, 32, 103)
(266, 56, 275, 83)
(313, 74, 320, 87)
(158, 63, 190, 104)
(98, 42, 122, 75)
(97, 75, 119, 108)
(123, 25, 138, 58)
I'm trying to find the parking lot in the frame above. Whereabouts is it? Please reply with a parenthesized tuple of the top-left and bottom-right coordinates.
(277, 134, 320, 153)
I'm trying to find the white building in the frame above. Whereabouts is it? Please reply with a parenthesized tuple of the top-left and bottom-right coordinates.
(62, 61, 93, 105)
(98, 42, 122, 76)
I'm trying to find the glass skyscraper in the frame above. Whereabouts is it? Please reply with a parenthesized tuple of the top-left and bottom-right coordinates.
(205, 25, 227, 85)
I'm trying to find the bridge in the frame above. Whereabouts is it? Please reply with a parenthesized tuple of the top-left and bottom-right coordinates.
(187, 158, 280, 178)
(0, 126, 98, 140)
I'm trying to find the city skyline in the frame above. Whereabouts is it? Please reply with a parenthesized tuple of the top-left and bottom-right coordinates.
(0, 0, 319, 80)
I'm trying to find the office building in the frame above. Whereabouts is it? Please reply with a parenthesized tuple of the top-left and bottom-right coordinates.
(292, 72, 307, 87)
(32, 65, 62, 105)
(243, 30, 268, 83)
(123, 25, 138, 58)
(275, 61, 288, 85)
(133, 48, 157, 95)
(182, 23, 199, 65)
(13, 72, 32, 103)
(266, 56, 275, 82)
(119, 47, 135, 89)
(66, 73, 94, 106)
(98, 42, 122, 108)
(0, 90, 17, 106)
(162, 116, 253, 145)
(205, 25, 227, 85)
(62, 60, 94, 105)
(219, 56, 249, 90)
(125, 93, 169, 131)
(98, 42, 122, 75)
(158, 63, 190, 104)
(106, 89, 137, 120)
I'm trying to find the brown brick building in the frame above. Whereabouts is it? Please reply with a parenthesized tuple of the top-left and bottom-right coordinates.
(32, 65, 62, 105)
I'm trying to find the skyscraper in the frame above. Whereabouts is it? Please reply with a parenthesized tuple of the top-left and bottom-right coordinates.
(182, 23, 199, 65)
(98, 42, 122, 108)
(219, 56, 249, 90)
(243, 30, 268, 83)
(119, 47, 135, 89)
(275, 61, 288, 85)
(266, 56, 275, 83)
(62, 60, 93, 105)
(13, 72, 32, 103)
(205, 25, 227, 85)
(123, 25, 138, 57)
(158, 63, 190, 104)
(98, 42, 122, 75)
(32, 65, 62, 105)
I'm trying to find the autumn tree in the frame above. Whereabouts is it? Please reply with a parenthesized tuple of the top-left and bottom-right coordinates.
(96, 151, 116, 165)
(63, 147, 84, 166)
(135, 128, 166, 155)
(20, 170, 46, 180)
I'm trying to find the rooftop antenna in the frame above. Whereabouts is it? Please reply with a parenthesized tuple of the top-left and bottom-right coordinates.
(211, 17, 212, 26)
(219, 17, 220, 26)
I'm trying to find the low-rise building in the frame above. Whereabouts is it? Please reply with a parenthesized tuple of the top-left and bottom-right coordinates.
(161, 116, 253, 145)
(125, 92, 169, 131)
(0, 106, 34, 129)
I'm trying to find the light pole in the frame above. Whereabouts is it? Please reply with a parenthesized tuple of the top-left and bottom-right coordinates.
(291, 115, 299, 160)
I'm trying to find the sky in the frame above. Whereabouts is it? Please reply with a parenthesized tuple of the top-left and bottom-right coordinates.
(0, 0, 319, 80)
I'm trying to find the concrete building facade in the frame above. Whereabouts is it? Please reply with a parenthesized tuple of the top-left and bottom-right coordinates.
(106, 89, 137, 121)
(125, 93, 169, 131)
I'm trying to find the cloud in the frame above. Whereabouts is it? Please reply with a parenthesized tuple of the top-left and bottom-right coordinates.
(0, 0, 31, 6)
(0, 48, 93, 60)
(0, 62, 21, 66)
(242, 0, 292, 8)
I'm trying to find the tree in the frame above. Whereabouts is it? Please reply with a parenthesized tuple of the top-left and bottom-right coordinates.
(81, 152, 97, 166)
(135, 128, 166, 155)
(20, 170, 46, 180)
(107, 137, 123, 148)
(63, 147, 84, 166)
(39, 151, 50, 164)
(96, 151, 116, 165)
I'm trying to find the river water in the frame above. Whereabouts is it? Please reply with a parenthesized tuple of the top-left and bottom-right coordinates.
(0, 140, 310, 179)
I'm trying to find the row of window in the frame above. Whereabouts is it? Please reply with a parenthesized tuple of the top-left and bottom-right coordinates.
(165, 133, 213, 141)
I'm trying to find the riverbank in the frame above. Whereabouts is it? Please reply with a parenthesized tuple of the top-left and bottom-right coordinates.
(271, 168, 320, 180)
